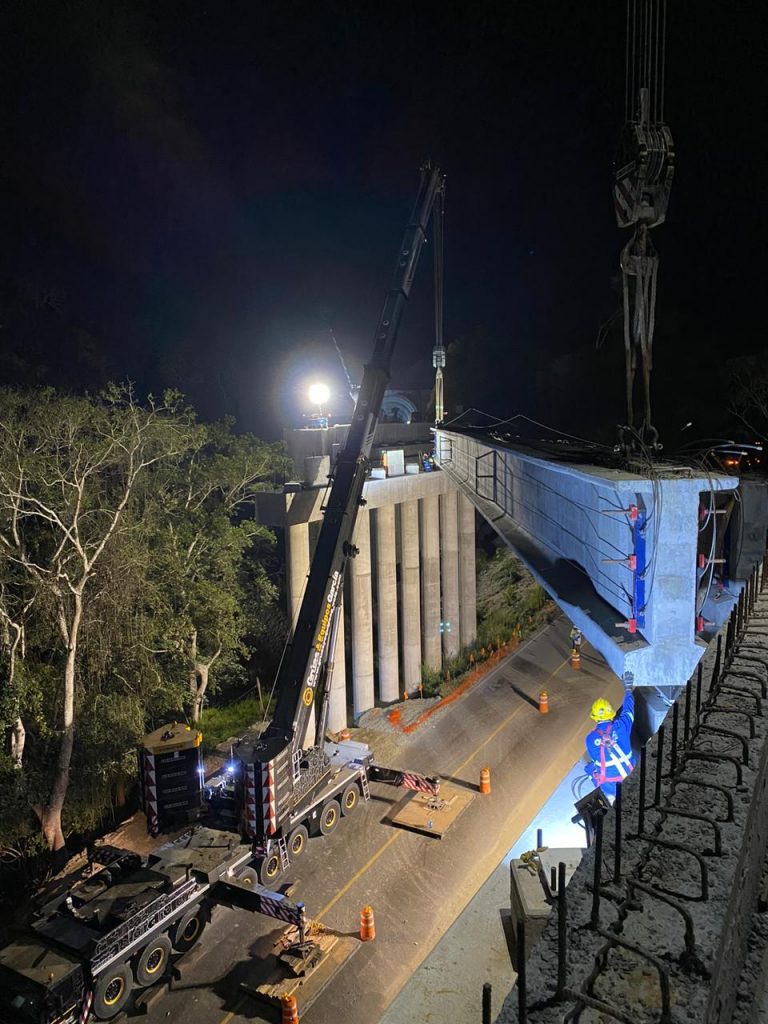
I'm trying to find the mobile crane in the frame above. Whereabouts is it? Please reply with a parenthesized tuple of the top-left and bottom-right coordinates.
(0, 164, 445, 1023)
(233, 161, 445, 885)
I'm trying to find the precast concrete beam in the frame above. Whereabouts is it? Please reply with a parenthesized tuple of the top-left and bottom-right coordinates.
(399, 499, 422, 690)
(374, 505, 400, 702)
(439, 490, 461, 658)
(420, 493, 442, 670)
(350, 509, 375, 718)
(435, 428, 739, 687)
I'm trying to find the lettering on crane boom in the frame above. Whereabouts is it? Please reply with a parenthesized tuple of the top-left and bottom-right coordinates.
(305, 570, 342, 695)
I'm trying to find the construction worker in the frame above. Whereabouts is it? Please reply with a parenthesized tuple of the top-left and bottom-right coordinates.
(583, 673, 636, 799)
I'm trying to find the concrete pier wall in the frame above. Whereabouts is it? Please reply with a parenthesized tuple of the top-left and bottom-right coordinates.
(257, 469, 478, 728)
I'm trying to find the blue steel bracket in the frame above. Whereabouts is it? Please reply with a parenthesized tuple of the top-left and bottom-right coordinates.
(633, 505, 647, 630)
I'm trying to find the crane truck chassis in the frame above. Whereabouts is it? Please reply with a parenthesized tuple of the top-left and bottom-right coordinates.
(0, 163, 445, 1024)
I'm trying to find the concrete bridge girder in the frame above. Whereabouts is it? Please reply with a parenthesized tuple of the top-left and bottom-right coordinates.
(435, 429, 739, 688)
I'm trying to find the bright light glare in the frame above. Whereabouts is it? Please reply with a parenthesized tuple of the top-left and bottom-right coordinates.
(308, 382, 330, 406)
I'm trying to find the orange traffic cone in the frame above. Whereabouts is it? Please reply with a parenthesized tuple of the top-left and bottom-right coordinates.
(539, 690, 549, 714)
(281, 994, 299, 1024)
(479, 766, 491, 794)
(388, 708, 401, 726)
(339, 728, 351, 741)
(570, 647, 581, 670)
(360, 905, 376, 941)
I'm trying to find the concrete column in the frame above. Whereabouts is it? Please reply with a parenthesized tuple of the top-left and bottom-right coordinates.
(440, 490, 461, 659)
(350, 509, 375, 718)
(375, 505, 400, 703)
(286, 522, 316, 746)
(327, 593, 347, 733)
(399, 499, 422, 690)
(458, 494, 477, 648)
(420, 494, 442, 670)
(286, 523, 310, 629)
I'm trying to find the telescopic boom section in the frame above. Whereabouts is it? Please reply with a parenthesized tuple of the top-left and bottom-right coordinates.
(267, 164, 446, 751)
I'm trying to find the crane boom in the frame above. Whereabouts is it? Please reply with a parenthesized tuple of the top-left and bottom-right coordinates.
(234, 165, 445, 864)
(269, 163, 445, 744)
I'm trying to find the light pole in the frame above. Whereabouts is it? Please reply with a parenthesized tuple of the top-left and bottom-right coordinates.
(307, 382, 330, 428)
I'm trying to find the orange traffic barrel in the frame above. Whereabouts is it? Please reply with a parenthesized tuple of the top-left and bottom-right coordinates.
(570, 647, 581, 670)
(339, 728, 351, 741)
(360, 905, 376, 941)
(479, 767, 491, 794)
(281, 994, 299, 1024)
(539, 690, 549, 714)
(388, 708, 401, 726)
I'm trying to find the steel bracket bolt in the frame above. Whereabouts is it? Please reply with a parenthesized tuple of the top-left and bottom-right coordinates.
(698, 554, 726, 570)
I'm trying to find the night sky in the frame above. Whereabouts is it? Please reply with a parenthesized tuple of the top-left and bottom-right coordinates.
(1, 1, 765, 443)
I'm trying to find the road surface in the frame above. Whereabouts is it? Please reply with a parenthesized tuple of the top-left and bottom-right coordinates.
(137, 616, 621, 1024)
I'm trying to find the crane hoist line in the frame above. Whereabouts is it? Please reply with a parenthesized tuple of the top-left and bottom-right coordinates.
(613, 0, 674, 450)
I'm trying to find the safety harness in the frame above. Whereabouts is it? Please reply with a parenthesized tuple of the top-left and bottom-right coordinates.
(594, 722, 634, 785)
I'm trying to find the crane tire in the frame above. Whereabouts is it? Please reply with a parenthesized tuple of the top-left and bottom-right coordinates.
(93, 963, 132, 1020)
(134, 934, 172, 987)
(171, 905, 208, 953)
(340, 783, 359, 816)
(319, 799, 340, 836)
(258, 852, 285, 889)
(236, 866, 259, 888)
(288, 823, 309, 858)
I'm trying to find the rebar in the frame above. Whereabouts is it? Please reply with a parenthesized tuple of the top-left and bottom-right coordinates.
(696, 664, 703, 713)
(684, 673, 692, 746)
(591, 811, 604, 928)
(670, 701, 679, 774)
(614, 782, 623, 883)
(654, 725, 665, 804)
(637, 743, 647, 834)
(557, 861, 567, 999)
(482, 982, 492, 1024)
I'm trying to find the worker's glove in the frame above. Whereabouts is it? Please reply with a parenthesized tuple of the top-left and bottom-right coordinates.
(622, 671, 635, 693)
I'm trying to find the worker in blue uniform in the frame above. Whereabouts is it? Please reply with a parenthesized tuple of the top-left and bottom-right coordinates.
(584, 673, 636, 799)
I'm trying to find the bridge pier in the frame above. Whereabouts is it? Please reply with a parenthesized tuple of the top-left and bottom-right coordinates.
(399, 499, 422, 692)
(257, 445, 477, 729)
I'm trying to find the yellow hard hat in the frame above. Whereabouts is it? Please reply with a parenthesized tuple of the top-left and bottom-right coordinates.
(590, 698, 615, 722)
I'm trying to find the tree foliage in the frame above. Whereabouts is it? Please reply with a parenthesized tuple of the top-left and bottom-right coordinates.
(0, 385, 287, 858)
(728, 354, 768, 443)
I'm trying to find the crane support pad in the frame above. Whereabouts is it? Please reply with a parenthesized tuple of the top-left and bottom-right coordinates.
(239, 921, 360, 1010)
(385, 780, 474, 838)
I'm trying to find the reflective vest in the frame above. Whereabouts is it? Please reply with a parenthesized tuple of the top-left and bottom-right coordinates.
(585, 692, 636, 785)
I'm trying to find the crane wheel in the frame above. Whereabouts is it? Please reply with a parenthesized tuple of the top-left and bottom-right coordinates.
(171, 906, 208, 953)
(134, 935, 172, 987)
(319, 799, 340, 835)
(258, 852, 285, 889)
(93, 963, 132, 1020)
(340, 783, 359, 816)
(288, 824, 309, 858)
(236, 866, 259, 888)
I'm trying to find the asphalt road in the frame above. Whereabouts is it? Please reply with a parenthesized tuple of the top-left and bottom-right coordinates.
(137, 617, 621, 1024)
